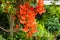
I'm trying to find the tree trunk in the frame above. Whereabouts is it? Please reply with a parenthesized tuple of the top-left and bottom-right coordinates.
(9, 14, 14, 40)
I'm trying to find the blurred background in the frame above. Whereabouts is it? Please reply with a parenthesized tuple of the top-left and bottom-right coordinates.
(0, 0, 60, 40)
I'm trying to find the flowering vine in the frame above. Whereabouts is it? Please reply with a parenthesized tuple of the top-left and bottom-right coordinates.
(15, 0, 45, 38)
(36, 0, 45, 14)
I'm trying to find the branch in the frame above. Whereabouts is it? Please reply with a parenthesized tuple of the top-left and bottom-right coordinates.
(0, 26, 22, 33)
(0, 26, 10, 32)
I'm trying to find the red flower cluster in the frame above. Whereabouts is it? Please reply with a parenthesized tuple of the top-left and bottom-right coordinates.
(19, 3, 37, 38)
(16, 0, 45, 38)
(36, 0, 45, 14)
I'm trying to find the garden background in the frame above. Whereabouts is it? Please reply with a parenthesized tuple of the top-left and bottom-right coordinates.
(0, 0, 60, 40)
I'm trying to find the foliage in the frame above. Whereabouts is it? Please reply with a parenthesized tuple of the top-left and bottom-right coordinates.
(14, 30, 27, 40)
(0, 0, 60, 40)
(33, 23, 54, 40)
(45, 16, 60, 33)
(0, 4, 4, 14)
(45, 5, 60, 19)
(0, 35, 6, 40)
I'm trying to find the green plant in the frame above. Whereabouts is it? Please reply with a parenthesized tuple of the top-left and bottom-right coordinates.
(45, 16, 60, 34)
(0, 35, 6, 40)
(33, 23, 54, 40)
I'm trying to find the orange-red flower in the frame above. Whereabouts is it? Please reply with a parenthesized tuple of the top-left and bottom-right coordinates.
(20, 19, 27, 24)
(16, 0, 45, 38)
(36, 0, 45, 14)
(27, 31, 32, 38)
(22, 25, 29, 32)
(15, 24, 19, 29)
(14, 24, 19, 31)
(19, 3, 37, 37)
